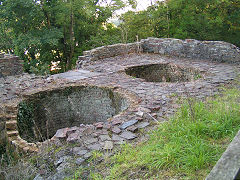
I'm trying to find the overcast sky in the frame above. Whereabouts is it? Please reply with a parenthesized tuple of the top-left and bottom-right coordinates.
(113, 0, 159, 15)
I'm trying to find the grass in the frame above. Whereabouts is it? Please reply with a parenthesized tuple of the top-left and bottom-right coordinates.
(88, 88, 240, 180)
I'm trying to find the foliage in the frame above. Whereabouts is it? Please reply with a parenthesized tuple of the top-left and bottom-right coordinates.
(118, 0, 240, 47)
(0, 0, 128, 72)
(17, 101, 35, 142)
(119, 10, 154, 43)
(88, 23, 122, 48)
(90, 88, 240, 179)
(1, 0, 239, 72)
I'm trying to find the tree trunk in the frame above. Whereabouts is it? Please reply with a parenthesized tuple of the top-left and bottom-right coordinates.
(67, 0, 75, 70)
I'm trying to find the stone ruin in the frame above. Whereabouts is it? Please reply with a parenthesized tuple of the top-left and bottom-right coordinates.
(0, 38, 240, 179)
(0, 53, 24, 77)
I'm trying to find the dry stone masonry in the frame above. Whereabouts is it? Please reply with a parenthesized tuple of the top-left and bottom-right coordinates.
(77, 38, 240, 67)
(0, 38, 240, 179)
(0, 53, 24, 77)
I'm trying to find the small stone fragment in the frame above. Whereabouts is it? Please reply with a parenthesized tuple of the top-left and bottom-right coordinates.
(151, 113, 157, 118)
(66, 126, 79, 136)
(138, 107, 151, 113)
(94, 122, 103, 129)
(33, 174, 43, 180)
(120, 131, 137, 140)
(137, 122, 150, 129)
(147, 105, 161, 111)
(104, 141, 114, 150)
(136, 111, 144, 117)
(136, 117, 144, 121)
(111, 126, 121, 134)
(120, 119, 138, 130)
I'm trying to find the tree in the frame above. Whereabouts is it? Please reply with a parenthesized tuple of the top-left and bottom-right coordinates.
(119, 9, 155, 43)
(0, 0, 128, 74)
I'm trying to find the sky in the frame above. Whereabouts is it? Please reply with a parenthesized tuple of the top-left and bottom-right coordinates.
(115, 0, 159, 15)
(135, 0, 159, 11)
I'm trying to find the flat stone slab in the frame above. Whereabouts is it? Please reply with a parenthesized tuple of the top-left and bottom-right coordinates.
(99, 135, 111, 141)
(104, 141, 114, 150)
(120, 120, 138, 130)
(137, 122, 150, 129)
(51, 69, 101, 80)
(87, 143, 102, 151)
(120, 131, 137, 140)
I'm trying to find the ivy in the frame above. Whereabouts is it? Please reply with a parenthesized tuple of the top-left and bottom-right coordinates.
(17, 101, 35, 142)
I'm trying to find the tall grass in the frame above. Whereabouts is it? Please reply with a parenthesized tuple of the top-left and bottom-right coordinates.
(93, 88, 240, 179)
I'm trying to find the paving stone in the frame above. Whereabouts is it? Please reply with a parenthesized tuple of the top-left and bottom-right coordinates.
(54, 156, 71, 167)
(99, 135, 111, 141)
(111, 119, 122, 125)
(73, 148, 88, 156)
(66, 126, 79, 136)
(103, 141, 114, 150)
(120, 119, 138, 130)
(66, 132, 79, 143)
(54, 128, 69, 139)
(94, 122, 103, 129)
(112, 134, 125, 141)
(83, 126, 94, 135)
(76, 158, 85, 165)
(84, 152, 92, 159)
(127, 126, 138, 132)
(87, 143, 102, 151)
(111, 126, 121, 134)
(84, 137, 98, 145)
(137, 122, 150, 129)
(120, 131, 137, 140)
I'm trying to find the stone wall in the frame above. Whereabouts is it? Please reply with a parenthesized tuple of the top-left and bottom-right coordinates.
(77, 42, 141, 68)
(77, 38, 240, 68)
(142, 38, 240, 63)
(0, 54, 24, 77)
(17, 86, 129, 142)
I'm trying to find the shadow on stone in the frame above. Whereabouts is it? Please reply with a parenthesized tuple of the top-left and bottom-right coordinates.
(17, 86, 129, 143)
(125, 63, 201, 83)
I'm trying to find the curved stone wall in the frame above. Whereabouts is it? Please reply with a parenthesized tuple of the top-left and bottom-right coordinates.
(77, 38, 240, 67)
(142, 38, 240, 63)
(17, 86, 129, 143)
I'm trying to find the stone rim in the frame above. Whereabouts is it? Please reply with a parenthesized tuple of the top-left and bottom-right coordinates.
(3, 84, 140, 153)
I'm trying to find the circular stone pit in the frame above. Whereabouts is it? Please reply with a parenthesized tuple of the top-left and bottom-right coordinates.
(125, 63, 201, 82)
(17, 86, 129, 143)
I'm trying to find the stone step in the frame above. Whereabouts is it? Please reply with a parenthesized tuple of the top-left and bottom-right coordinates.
(6, 120, 17, 130)
(5, 115, 17, 121)
(7, 130, 19, 137)
(3, 105, 18, 113)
